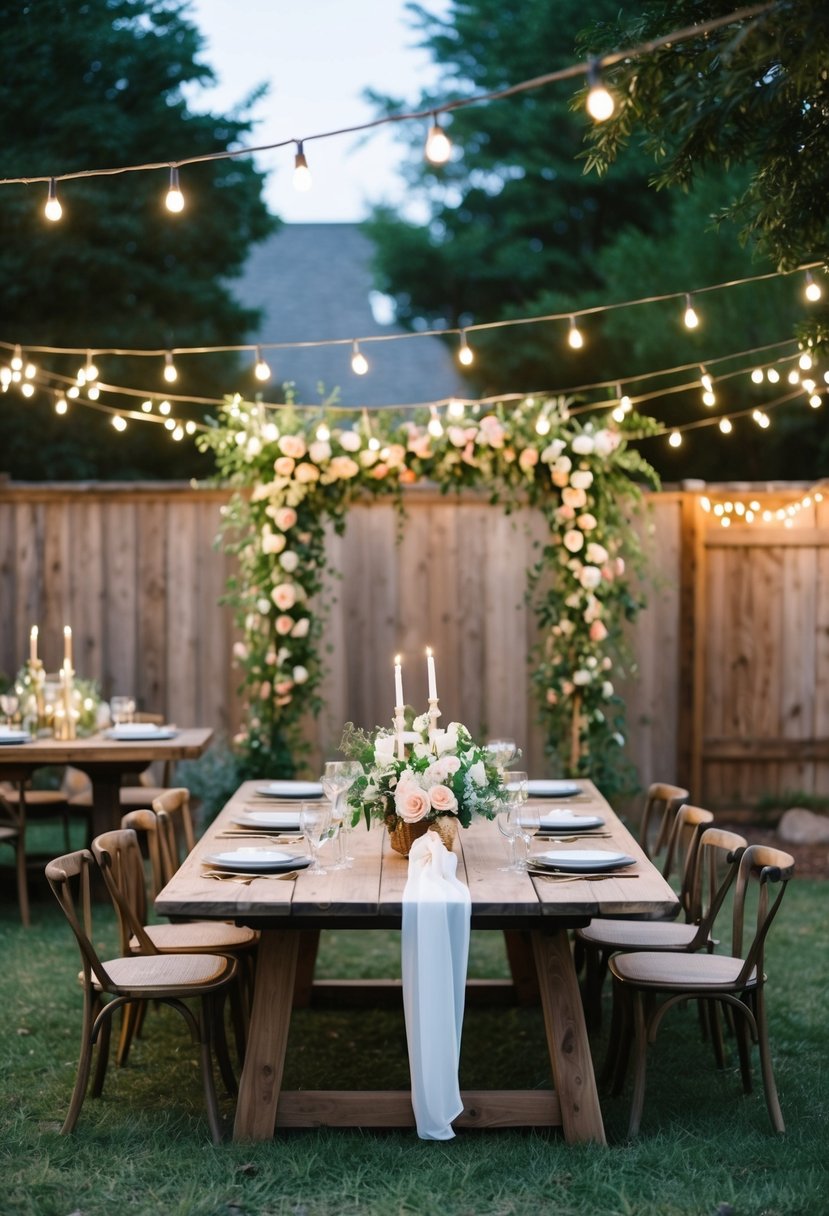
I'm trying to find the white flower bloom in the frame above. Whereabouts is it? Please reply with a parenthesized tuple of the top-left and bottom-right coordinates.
(412, 712, 430, 733)
(291, 618, 310, 638)
(339, 430, 361, 452)
(586, 542, 609, 565)
(468, 760, 487, 786)
(571, 434, 595, 455)
(569, 469, 593, 490)
(563, 529, 584, 553)
(292, 665, 309, 684)
(573, 669, 592, 686)
(541, 439, 566, 462)
(309, 440, 332, 464)
(579, 565, 602, 590)
(603, 681, 615, 698)
(279, 551, 299, 573)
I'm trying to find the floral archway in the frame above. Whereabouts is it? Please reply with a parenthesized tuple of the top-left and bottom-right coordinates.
(200, 396, 658, 799)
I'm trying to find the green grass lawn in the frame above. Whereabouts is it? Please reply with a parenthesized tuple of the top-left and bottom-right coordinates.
(1, 827, 827, 1216)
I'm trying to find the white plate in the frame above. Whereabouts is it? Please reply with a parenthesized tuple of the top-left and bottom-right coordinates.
(256, 781, 323, 799)
(0, 730, 31, 744)
(533, 849, 636, 873)
(527, 780, 582, 798)
(538, 811, 605, 833)
(106, 727, 178, 741)
(205, 848, 310, 873)
(232, 810, 302, 830)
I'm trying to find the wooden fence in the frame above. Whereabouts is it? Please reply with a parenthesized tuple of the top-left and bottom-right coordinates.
(1, 480, 826, 807)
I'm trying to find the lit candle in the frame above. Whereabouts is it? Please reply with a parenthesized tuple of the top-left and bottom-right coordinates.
(64, 625, 73, 667)
(394, 654, 404, 707)
(29, 625, 38, 664)
(426, 646, 437, 700)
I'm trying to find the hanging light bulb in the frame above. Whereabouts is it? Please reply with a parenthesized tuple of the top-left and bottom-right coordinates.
(702, 389, 717, 407)
(164, 417, 177, 431)
(55, 394, 68, 415)
(799, 352, 813, 371)
(163, 352, 178, 383)
(427, 406, 444, 438)
(10, 346, 22, 372)
(788, 369, 801, 385)
(567, 316, 584, 350)
(141, 399, 153, 412)
(24, 361, 36, 379)
(718, 417, 732, 434)
(457, 330, 474, 366)
(351, 340, 369, 376)
(111, 415, 127, 431)
(766, 367, 780, 383)
(316, 422, 330, 442)
(21, 382, 35, 398)
(424, 113, 451, 165)
(0, 368, 11, 389)
(585, 60, 615, 122)
(44, 177, 63, 222)
(159, 399, 172, 415)
(292, 141, 312, 192)
(750, 368, 764, 384)
(700, 367, 712, 392)
(84, 351, 98, 382)
(253, 346, 271, 381)
(683, 293, 699, 329)
(447, 398, 465, 419)
(804, 271, 822, 302)
(165, 166, 184, 213)
(87, 384, 100, 400)
(185, 420, 197, 435)
(809, 394, 822, 408)
(67, 385, 80, 399)
(668, 430, 682, 448)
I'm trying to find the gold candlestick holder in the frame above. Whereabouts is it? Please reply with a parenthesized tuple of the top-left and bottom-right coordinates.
(427, 697, 441, 744)
(27, 658, 47, 733)
(54, 663, 78, 740)
(394, 704, 406, 760)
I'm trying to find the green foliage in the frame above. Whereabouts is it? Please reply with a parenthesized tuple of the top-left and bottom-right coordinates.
(0, 0, 274, 480)
(199, 392, 656, 800)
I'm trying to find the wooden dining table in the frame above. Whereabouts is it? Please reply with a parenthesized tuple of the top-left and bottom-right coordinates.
(0, 728, 213, 840)
(156, 778, 678, 1145)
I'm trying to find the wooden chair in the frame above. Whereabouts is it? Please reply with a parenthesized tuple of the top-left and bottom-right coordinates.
(577, 804, 718, 1028)
(637, 782, 691, 867)
(45, 848, 237, 1143)
(607, 839, 794, 1136)
(92, 823, 257, 1067)
(151, 787, 197, 883)
(0, 783, 30, 926)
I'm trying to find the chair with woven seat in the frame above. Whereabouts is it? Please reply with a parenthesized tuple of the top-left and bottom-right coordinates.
(607, 839, 794, 1136)
(151, 787, 197, 881)
(45, 848, 237, 1143)
(636, 781, 691, 866)
(577, 804, 719, 1028)
(0, 784, 30, 926)
(92, 823, 257, 1068)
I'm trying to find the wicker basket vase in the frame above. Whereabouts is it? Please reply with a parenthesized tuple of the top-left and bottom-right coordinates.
(388, 815, 459, 857)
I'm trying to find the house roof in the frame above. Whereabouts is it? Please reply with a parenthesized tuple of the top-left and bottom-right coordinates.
(231, 222, 467, 410)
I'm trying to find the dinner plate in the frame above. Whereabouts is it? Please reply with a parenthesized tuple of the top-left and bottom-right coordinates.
(205, 848, 311, 873)
(0, 729, 31, 744)
(532, 849, 636, 873)
(538, 811, 606, 833)
(255, 780, 323, 799)
(106, 727, 178, 741)
(232, 810, 302, 830)
(527, 779, 582, 798)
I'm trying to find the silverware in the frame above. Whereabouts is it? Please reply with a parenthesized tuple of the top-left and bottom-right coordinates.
(528, 869, 638, 881)
(201, 868, 301, 884)
(216, 832, 302, 841)
(537, 832, 613, 842)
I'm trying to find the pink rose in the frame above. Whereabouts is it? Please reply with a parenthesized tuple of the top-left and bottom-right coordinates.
(278, 434, 306, 460)
(276, 614, 294, 635)
(294, 462, 320, 483)
(556, 504, 576, 523)
(274, 455, 295, 477)
(429, 784, 459, 814)
(329, 455, 360, 480)
(519, 448, 539, 471)
(395, 783, 431, 823)
(371, 463, 389, 479)
(563, 529, 584, 553)
(551, 470, 569, 488)
(272, 583, 297, 611)
(589, 619, 608, 642)
(577, 513, 597, 532)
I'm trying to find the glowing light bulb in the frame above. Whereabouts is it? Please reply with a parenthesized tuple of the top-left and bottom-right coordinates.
(586, 60, 614, 122)
(611, 407, 626, 423)
(805, 271, 822, 302)
(185, 420, 197, 435)
(316, 422, 330, 442)
(111, 415, 127, 432)
(84, 352, 98, 381)
(10, 346, 22, 372)
(424, 114, 451, 165)
(164, 417, 176, 431)
(368, 435, 381, 452)
(253, 347, 271, 381)
(788, 369, 801, 385)
(351, 341, 369, 376)
(457, 331, 474, 366)
(799, 352, 813, 371)
(535, 414, 551, 436)
(0, 368, 11, 388)
(766, 367, 780, 383)
(721, 516, 731, 528)
(802, 378, 816, 393)
(700, 369, 712, 392)
(427, 408, 444, 438)
(21, 382, 35, 398)
(293, 142, 312, 192)
(24, 362, 36, 379)
(55, 395, 68, 415)
(719, 418, 733, 434)
(810, 394, 822, 408)
(702, 390, 717, 407)
(447, 398, 465, 419)
(141, 400, 153, 412)
(159, 399, 172, 416)
(163, 352, 178, 383)
(87, 384, 100, 400)
(668, 430, 682, 448)
(700, 496, 711, 512)
(44, 177, 62, 222)
(713, 503, 724, 516)
(683, 294, 699, 329)
(750, 368, 764, 384)
(67, 385, 80, 399)
(567, 316, 584, 350)
(165, 166, 184, 213)
(620, 394, 632, 412)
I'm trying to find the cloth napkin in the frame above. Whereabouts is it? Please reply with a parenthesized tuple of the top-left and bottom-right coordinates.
(401, 831, 471, 1140)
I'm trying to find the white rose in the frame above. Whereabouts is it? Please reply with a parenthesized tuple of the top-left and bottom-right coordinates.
(291, 617, 310, 638)
(586, 542, 609, 565)
(262, 529, 287, 555)
(579, 565, 602, 590)
(571, 434, 595, 455)
(563, 529, 584, 553)
(292, 665, 309, 684)
(602, 681, 615, 698)
(468, 760, 486, 786)
(280, 551, 299, 573)
(594, 429, 619, 457)
(570, 469, 594, 490)
(573, 669, 592, 686)
(339, 429, 361, 452)
(412, 712, 430, 734)
(309, 441, 331, 464)
(553, 455, 572, 474)
(374, 734, 396, 765)
(541, 439, 566, 463)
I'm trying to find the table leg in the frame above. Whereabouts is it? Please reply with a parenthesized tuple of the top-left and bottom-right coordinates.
(234, 928, 299, 1141)
(88, 769, 125, 842)
(532, 929, 606, 1145)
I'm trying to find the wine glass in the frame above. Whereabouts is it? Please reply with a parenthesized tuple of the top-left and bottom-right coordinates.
(0, 693, 19, 726)
(321, 760, 363, 867)
(300, 801, 333, 874)
(110, 695, 136, 725)
(504, 770, 531, 867)
(496, 802, 523, 871)
(486, 737, 517, 775)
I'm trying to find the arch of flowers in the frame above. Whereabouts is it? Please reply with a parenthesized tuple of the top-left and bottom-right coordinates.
(200, 395, 658, 799)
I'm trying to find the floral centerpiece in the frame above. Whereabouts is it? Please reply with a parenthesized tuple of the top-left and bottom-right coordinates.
(342, 715, 505, 855)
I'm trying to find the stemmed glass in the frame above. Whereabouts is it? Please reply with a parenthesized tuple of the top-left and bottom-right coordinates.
(300, 801, 333, 875)
(110, 696, 136, 725)
(496, 802, 524, 871)
(320, 760, 363, 868)
(0, 693, 20, 726)
(486, 738, 517, 775)
(504, 770, 532, 868)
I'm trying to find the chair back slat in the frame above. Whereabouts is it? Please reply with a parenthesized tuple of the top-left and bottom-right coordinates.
(121, 808, 165, 897)
(638, 782, 690, 872)
(90, 829, 158, 956)
(669, 804, 715, 920)
(733, 844, 795, 986)
(684, 827, 748, 952)
(152, 788, 196, 883)
(45, 850, 114, 991)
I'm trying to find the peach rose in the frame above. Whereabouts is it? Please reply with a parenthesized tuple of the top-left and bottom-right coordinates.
(294, 462, 320, 483)
(272, 583, 297, 611)
(519, 448, 539, 471)
(562, 486, 587, 509)
(395, 782, 431, 823)
(278, 434, 306, 460)
(274, 455, 295, 477)
(339, 430, 361, 452)
(589, 619, 608, 642)
(429, 784, 459, 814)
(274, 506, 298, 531)
(275, 615, 294, 636)
(563, 529, 584, 553)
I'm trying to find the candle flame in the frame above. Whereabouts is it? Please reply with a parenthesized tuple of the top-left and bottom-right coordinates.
(31, 625, 38, 638)
(394, 654, 401, 665)
(426, 646, 433, 657)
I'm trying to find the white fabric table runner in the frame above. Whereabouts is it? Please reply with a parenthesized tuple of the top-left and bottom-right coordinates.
(401, 831, 472, 1140)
